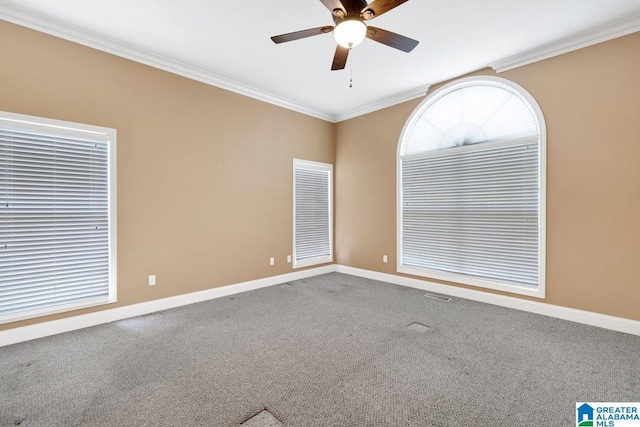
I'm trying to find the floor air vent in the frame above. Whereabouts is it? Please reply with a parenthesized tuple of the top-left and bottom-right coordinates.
(241, 410, 284, 427)
(407, 323, 431, 333)
(424, 293, 452, 302)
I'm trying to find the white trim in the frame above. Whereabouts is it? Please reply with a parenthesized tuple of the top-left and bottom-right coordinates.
(0, 265, 336, 347)
(396, 76, 547, 299)
(0, 298, 116, 326)
(0, 2, 335, 123)
(336, 265, 640, 337)
(3, 264, 639, 346)
(108, 126, 118, 308)
(292, 158, 333, 172)
(490, 14, 640, 73)
(397, 266, 541, 299)
(334, 84, 431, 122)
(0, 110, 114, 138)
(293, 257, 333, 269)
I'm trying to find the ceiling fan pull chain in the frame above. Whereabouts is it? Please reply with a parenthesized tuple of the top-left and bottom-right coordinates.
(349, 48, 353, 88)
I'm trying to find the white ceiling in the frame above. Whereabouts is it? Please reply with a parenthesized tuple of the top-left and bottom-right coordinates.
(1, 0, 640, 122)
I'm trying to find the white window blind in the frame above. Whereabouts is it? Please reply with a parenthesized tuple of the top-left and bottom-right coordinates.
(293, 159, 332, 268)
(402, 139, 539, 287)
(0, 112, 116, 323)
(398, 77, 545, 296)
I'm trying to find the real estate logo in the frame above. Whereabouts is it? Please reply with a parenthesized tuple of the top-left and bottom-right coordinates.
(578, 403, 595, 426)
(577, 403, 640, 427)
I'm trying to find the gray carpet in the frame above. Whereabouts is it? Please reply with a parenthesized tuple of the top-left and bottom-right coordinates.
(1, 273, 639, 426)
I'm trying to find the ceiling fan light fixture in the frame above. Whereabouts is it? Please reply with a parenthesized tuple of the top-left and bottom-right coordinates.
(333, 19, 367, 48)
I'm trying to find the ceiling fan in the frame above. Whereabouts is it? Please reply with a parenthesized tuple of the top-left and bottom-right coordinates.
(271, 0, 419, 71)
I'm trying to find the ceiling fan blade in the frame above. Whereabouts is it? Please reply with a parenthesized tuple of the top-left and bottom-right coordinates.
(366, 26, 419, 52)
(361, 0, 409, 20)
(271, 26, 334, 44)
(319, 0, 347, 14)
(331, 46, 350, 70)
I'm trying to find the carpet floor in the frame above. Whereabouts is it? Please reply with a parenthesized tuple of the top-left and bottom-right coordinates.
(1, 273, 639, 426)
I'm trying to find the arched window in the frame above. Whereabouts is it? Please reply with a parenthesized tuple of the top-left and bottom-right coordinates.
(397, 76, 546, 297)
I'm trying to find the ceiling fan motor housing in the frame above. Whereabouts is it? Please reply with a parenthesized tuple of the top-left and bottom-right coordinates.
(332, 0, 372, 23)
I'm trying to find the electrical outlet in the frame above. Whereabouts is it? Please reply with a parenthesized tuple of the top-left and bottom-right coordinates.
(148, 275, 156, 286)
(383, 255, 388, 263)
(269, 257, 275, 266)
(287, 255, 291, 263)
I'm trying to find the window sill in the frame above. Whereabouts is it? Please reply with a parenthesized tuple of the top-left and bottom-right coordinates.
(293, 256, 333, 269)
(0, 296, 117, 325)
(397, 266, 545, 299)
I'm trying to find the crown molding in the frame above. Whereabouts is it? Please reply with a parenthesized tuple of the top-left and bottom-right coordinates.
(5, 1, 639, 123)
(0, 2, 336, 122)
(335, 83, 431, 122)
(490, 13, 640, 73)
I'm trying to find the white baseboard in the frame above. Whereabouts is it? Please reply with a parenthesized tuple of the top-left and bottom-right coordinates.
(3, 264, 638, 347)
(335, 265, 640, 337)
(0, 265, 336, 347)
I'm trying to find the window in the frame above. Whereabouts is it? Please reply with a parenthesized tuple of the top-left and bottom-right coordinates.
(0, 111, 117, 323)
(397, 77, 546, 297)
(293, 159, 333, 268)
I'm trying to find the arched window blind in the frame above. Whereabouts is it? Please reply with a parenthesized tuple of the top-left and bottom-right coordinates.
(0, 112, 116, 323)
(398, 77, 546, 297)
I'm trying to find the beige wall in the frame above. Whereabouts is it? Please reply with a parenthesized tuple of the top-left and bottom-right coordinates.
(2, 20, 639, 332)
(336, 32, 640, 321)
(0, 21, 335, 330)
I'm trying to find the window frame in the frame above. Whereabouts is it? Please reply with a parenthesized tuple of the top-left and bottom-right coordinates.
(396, 76, 547, 298)
(0, 111, 117, 324)
(292, 158, 333, 269)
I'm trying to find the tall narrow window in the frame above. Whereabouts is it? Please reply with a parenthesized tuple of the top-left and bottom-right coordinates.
(0, 111, 117, 323)
(293, 159, 333, 268)
(398, 77, 546, 297)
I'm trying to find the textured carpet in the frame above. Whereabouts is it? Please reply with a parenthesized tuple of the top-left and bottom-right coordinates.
(1, 273, 639, 426)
